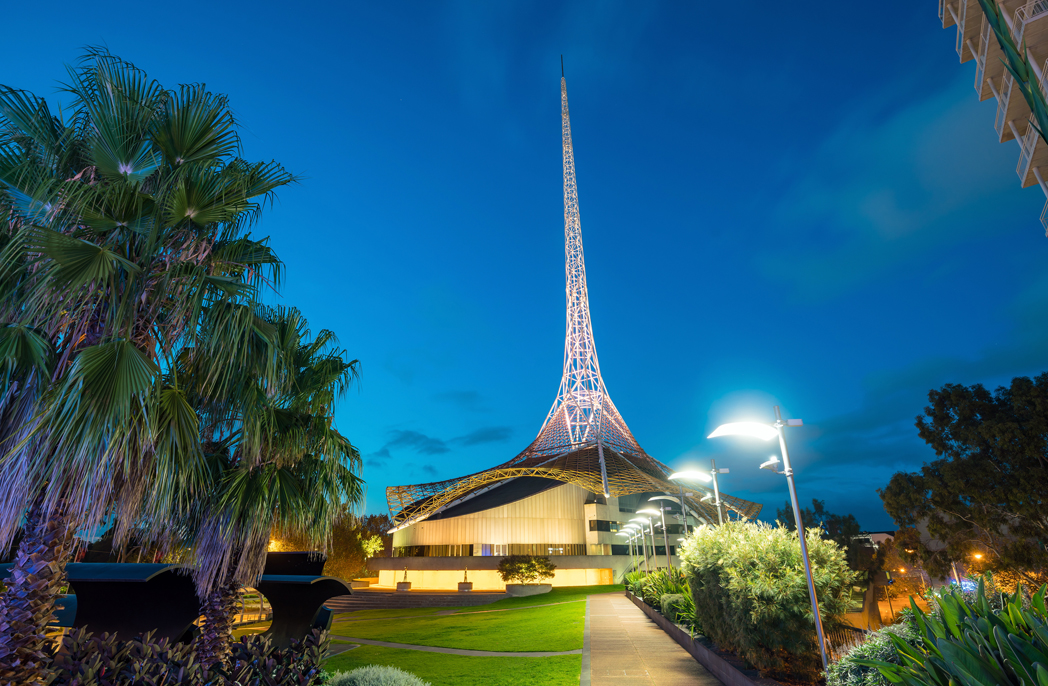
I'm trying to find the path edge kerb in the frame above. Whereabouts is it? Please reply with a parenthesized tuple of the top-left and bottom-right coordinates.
(625, 592, 777, 686)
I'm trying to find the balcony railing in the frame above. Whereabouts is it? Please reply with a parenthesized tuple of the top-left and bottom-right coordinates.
(957, 0, 968, 58)
(1017, 123, 1039, 182)
(940, 0, 947, 25)
(975, 18, 991, 93)
(1014, 0, 1048, 44)
(996, 74, 1015, 138)
(1041, 198, 1048, 235)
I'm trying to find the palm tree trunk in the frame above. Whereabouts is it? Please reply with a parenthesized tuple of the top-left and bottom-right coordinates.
(0, 498, 74, 685)
(194, 569, 240, 669)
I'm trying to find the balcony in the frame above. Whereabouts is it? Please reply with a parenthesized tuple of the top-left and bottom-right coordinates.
(995, 74, 1032, 141)
(1014, 59, 1048, 187)
(1014, 0, 1048, 44)
(954, 0, 984, 63)
(941, 0, 956, 28)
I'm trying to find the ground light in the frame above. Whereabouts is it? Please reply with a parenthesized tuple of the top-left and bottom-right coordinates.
(639, 506, 672, 568)
(708, 406, 828, 671)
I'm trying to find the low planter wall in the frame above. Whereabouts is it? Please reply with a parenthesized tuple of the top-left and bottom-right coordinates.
(506, 583, 552, 597)
(625, 592, 781, 686)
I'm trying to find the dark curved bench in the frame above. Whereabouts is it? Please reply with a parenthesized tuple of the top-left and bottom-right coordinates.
(0, 562, 198, 642)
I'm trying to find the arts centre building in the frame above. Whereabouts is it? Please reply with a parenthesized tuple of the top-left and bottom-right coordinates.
(368, 77, 762, 590)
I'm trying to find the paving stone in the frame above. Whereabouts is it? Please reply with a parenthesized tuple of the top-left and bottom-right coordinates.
(584, 594, 722, 686)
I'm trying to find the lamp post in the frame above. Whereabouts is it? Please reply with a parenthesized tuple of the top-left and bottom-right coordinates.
(649, 495, 686, 535)
(669, 468, 726, 527)
(708, 406, 828, 671)
(629, 518, 651, 573)
(638, 507, 672, 569)
(616, 532, 635, 568)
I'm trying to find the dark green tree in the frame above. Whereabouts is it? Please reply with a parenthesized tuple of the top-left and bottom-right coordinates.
(879, 374, 1048, 586)
(776, 498, 862, 552)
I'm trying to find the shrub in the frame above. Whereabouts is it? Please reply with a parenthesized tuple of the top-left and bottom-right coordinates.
(625, 569, 646, 596)
(826, 613, 922, 686)
(854, 576, 1048, 686)
(326, 665, 431, 686)
(679, 521, 857, 681)
(496, 555, 556, 584)
(661, 593, 687, 623)
(45, 627, 328, 684)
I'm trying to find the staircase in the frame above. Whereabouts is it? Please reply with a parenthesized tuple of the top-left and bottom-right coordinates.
(325, 589, 509, 613)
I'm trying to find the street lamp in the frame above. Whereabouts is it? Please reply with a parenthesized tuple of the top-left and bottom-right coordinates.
(616, 532, 635, 568)
(629, 518, 652, 573)
(667, 470, 710, 534)
(640, 506, 673, 569)
(708, 406, 828, 671)
(649, 496, 689, 544)
(670, 463, 729, 526)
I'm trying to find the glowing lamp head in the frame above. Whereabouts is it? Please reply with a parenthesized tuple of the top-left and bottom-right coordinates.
(629, 517, 650, 524)
(636, 508, 661, 517)
(668, 470, 713, 483)
(974, 553, 983, 560)
(708, 422, 779, 441)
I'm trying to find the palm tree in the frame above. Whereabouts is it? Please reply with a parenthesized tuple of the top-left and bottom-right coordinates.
(163, 307, 363, 666)
(0, 49, 293, 682)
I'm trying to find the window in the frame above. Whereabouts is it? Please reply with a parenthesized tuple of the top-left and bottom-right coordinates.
(588, 520, 621, 532)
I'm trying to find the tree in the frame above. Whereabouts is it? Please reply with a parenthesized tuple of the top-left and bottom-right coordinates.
(879, 374, 1048, 587)
(776, 498, 862, 552)
(497, 555, 557, 584)
(168, 307, 363, 667)
(273, 512, 393, 582)
(0, 49, 294, 682)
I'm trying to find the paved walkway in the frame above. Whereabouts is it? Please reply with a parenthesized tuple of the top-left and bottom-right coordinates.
(329, 635, 582, 657)
(584, 594, 722, 686)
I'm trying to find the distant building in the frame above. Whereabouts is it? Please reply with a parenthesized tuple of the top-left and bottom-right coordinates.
(369, 76, 761, 591)
(939, 0, 1048, 232)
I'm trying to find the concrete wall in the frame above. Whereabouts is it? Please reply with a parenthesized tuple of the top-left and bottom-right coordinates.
(367, 554, 675, 590)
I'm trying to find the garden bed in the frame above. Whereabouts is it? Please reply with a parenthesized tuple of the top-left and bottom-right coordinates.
(625, 591, 791, 686)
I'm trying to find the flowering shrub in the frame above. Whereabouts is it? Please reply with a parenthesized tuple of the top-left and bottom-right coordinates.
(679, 521, 857, 681)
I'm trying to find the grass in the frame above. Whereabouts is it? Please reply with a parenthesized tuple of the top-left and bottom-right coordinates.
(332, 607, 444, 621)
(324, 645, 581, 686)
(330, 601, 584, 652)
(452, 584, 623, 612)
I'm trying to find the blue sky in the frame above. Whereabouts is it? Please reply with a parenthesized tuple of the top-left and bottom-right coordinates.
(4, 1, 1045, 529)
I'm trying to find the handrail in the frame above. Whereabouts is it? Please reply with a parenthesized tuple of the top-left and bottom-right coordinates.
(975, 19, 991, 93)
(1014, 0, 1048, 44)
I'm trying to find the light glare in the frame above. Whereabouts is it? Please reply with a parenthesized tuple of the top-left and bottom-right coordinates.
(668, 470, 713, 483)
(708, 422, 778, 441)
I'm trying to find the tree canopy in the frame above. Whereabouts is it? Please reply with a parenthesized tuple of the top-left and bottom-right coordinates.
(776, 498, 862, 552)
(879, 373, 1048, 585)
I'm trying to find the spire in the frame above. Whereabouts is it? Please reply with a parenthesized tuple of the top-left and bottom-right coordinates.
(526, 75, 644, 496)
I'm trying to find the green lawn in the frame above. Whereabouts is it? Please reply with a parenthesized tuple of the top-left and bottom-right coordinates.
(324, 645, 581, 686)
(330, 601, 584, 652)
(332, 607, 445, 621)
(324, 584, 622, 683)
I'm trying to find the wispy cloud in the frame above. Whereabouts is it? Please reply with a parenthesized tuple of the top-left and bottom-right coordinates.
(763, 74, 1027, 297)
(453, 426, 512, 446)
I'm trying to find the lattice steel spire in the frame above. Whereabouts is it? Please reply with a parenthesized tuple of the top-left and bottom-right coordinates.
(526, 76, 644, 496)
(382, 74, 764, 530)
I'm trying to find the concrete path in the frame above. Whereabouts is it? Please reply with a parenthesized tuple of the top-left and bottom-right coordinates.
(330, 635, 582, 657)
(584, 594, 722, 686)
